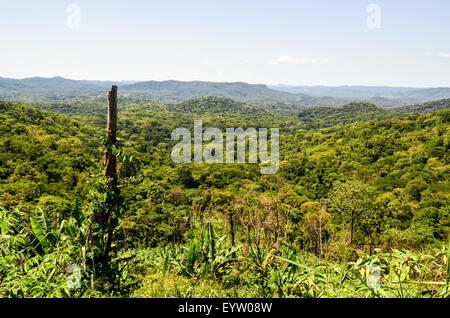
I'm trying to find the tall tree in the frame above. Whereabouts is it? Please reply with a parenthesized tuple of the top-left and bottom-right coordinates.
(329, 180, 376, 246)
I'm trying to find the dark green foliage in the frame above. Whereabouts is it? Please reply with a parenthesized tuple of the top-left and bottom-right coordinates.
(396, 98, 450, 114)
(297, 102, 395, 129)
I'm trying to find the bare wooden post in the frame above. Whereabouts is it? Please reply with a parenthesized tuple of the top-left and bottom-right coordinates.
(88, 86, 121, 266)
(104, 85, 118, 184)
(103, 85, 118, 261)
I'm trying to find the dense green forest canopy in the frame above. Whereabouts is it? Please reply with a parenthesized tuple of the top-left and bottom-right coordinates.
(1, 98, 448, 245)
(0, 95, 449, 298)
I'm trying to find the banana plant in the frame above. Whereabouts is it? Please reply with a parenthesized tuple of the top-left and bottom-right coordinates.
(173, 238, 202, 277)
(201, 222, 242, 277)
(29, 207, 58, 255)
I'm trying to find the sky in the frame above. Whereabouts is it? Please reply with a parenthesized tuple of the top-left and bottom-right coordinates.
(0, 0, 449, 87)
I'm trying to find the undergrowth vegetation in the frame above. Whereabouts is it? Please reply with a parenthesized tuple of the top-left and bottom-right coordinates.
(130, 223, 450, 298)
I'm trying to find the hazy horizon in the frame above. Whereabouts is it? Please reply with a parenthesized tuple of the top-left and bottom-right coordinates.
(1, 74, 449, 89)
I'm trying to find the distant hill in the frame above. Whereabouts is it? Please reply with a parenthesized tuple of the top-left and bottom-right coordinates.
(297, 102, 395, 129)
(270, 85, 417, 97)
(0, 76, 103, 99)
(14, 93, 450, 133)
(270, 85, 450, 107)
(168, 96, 262, 115)
(121, 80, 297, 103)
(396, 98, 450, 114)
(296, 99, 450, 129)
(0, 77, 348, 107)
(119, 80, 350, 107)
(0, 76, 133, 101)
(401, 88, 450, 101)
(1, 76, 450, 109)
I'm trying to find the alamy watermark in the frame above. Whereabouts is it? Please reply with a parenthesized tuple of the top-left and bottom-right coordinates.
(366, 4, 381, 29)
(171, 120, 279, 174)
(366, 263, 381, 289)
(66, 264, 81, 289)
(66, 4, 81, 29)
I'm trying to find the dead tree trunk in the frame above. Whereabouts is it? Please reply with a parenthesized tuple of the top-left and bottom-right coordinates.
(88, 86, 121, 269)
(103, 86, 118, 260)
(104, 85, 118, 184)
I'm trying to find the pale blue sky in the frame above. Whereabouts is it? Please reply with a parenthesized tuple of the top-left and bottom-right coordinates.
(0, 0, 449, 86)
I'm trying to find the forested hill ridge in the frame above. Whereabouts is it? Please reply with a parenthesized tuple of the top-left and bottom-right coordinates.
(121, 80, 300, 104)
(296, 99, 450, 129)
(297, 102, 393, 129)
(2, 76, 450, 108)
(0, 76, 347, 107)
(119, 80, 351, 107)
(168, 96, 261, 115)
(0, 101, 101, 208)
(396, 98, 450, 114)
(0, 76, 133, 100)
(21, 95, 450, 132)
